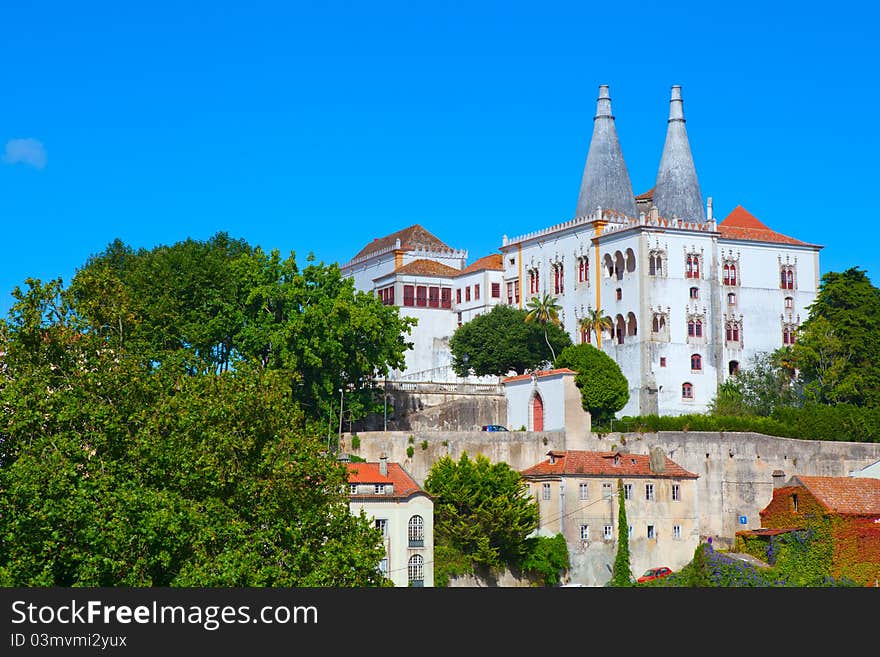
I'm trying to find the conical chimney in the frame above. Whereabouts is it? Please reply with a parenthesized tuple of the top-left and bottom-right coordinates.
(574, 85, 638, 220)
(652, 85, 706, 222)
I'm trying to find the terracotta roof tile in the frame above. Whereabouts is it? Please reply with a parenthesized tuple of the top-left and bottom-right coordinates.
(520, 450, 699, 479)
(792, 475, 880, 516)
(634, 188, 654, 200)
(456, 253, 503, 276)
(346, 461, 425, 500)
(503, 368, 577, 383)
(394, 258, 461, 277)
(718, 206, 820, 247)
(352, 224, 452, 261)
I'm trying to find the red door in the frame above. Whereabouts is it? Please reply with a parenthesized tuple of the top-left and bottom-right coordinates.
(532, 393, 544, 432)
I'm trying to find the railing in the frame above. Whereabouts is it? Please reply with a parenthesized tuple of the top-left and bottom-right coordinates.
(387, 380, 504, 395)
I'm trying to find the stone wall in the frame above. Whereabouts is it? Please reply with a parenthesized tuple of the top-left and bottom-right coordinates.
(350, 429, 880, 551)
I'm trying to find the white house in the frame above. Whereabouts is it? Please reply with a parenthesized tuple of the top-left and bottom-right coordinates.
(346, 456, 434, 587)
(502, 368, 590, 435)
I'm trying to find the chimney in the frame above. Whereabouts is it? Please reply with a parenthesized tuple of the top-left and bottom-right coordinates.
(649, 447, 666, 473)
(379, 453, 388, 477)
(772, 470, 785, 489)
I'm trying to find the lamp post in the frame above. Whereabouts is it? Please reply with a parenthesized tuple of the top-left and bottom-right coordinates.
(337, 387, 344, 454)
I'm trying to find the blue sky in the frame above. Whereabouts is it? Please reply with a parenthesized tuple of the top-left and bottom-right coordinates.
(2, 1, 878, 317)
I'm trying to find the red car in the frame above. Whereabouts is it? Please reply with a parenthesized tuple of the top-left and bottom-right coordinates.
(637, 567, 673, 583)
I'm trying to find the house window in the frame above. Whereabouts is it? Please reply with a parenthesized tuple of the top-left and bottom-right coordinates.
(375, 518, 388, 537)
(578, 256, 590, 283)
(408, 555, 424, 586)
(691, 354, 702, 371)
(723, 262, 738, 286)
(624, 483, 633, 500)
(528, 268, 540, 294)
(725, 319, 742, 345)
(602, 482, 612, 499)
(415, 286, 427, 307)
(408, 515, 424, 547)
(580, 524, 590, 541)
(645, 484, 655, 501)
(474, 284, 480, 300)
(542, 483, 551, 501)
(660, 357, 666, 367)
(783, 326, 797, 345)
(784, 296, 794, 310)
(672, 483, 681, 501)
(507, 281, 519, 305)
(428, 286, 440, 308)
(689, 286, 699, 300)
(791, 494, 798, 513)
(441, 287, 452, 309)
(456, 288, 461, 304)
(728, 292, 736, 306)
(580, 327, 591, 344)
(685, 253, 701, 279)
(374, 484, 386, 494)
(687, 318, 703, 338)
(457, 312, 462, 327)
(349, 484, 357, 494)
(403, 285, 415, 306)
(673, 525, 682, 540)
(729, 360, 740, 375)
(579, 483, 589, 501)
(465, 286, 471, 302)
(378, 558, 388, 575)
(682, 382, 694, 399)
(603, 525, 613, 540)
(491, 283, 501, 298)
(615, 288, 622, 301)
(553, 263, 564, 294)
(648, 250, 665, 276)
(780, 265, 796, 290)
(647, 525, 656, 539)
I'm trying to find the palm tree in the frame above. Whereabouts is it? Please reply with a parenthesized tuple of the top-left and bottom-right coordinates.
(578, 307, 613, 346)
(524, 293, 563, 363)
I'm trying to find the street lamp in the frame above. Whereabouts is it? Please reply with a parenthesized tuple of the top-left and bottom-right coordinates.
(337, 387, 344, 453)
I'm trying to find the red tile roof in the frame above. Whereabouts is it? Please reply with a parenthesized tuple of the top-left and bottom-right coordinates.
(503, 368, 576, 383)
(792, 475, 880, 516)
(393, 258, 462, 277)
(352, 224, 453, 261)
(718, 206, 820, 247)
(456, 253, 503, 276)
(346, 461, 425, 500)
(520, 450, 699, 479)
(634, 188, 654, 201)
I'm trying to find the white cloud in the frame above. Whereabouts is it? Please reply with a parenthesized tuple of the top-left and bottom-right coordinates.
(3, 138, 47, 170)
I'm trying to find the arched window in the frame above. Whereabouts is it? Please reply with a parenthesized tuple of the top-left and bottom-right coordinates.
(604, 254, 614, 278)
(408, 515, 424, 546)
(682, 382, 694, 399)
(627, 312, 637, 336)
(615, 315, 626, 344)
(686, 254, 701, 279)
(690, 286, 699, 300)
(728, 292, 736, 306)
(688, 318, 703, 338)
(625, 248, 636, 273)
(691, 354, 702, 371)
(730, 264, 737, 286)
(784, 296, 794, 310)
(408, 555, 424, 586)
(723, 264, 730, 285)
(614, 251, 625, 280)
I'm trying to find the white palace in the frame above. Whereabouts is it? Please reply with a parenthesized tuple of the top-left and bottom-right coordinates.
(340, 85, 822, 417)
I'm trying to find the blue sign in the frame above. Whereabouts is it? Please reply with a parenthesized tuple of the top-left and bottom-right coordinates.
(739, 515, 747, 525)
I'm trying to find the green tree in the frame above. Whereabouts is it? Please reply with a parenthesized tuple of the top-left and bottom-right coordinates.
(0, 278, 390, 586)
(708, 351, 800, 417)
(424, 453, 540, 574)
(554, 343, 629, 425)
(524, 293, 563, 362)
(610, 478, 633, 586)
(577, 307, 613, 346)
(792, 267, 880, 407)
(448, 304, 571, 377)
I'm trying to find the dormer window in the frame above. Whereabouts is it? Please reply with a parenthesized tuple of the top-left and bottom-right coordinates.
(374, 484, 386, 494)
(614, 454, 620, 466)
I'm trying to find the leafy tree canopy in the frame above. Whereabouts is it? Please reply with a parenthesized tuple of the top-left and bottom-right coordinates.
(0, 280, 389, 586)
(448, 304, 572, 377)
(424, 453, 539, 571)
(554, 343, 629, 425)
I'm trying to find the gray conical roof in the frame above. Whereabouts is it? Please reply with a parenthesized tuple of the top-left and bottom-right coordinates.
(653, 85, 706, 222)
(575, 85, 638, 219)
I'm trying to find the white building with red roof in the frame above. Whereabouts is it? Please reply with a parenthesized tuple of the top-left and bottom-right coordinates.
(521, 448, 700, 585)
(346, 456, 434, 587)
(340, 85, 822, 414)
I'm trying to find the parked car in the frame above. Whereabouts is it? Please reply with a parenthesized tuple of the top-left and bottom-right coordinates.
(481, 424, 509, 431)
(636, 567, 673, 583)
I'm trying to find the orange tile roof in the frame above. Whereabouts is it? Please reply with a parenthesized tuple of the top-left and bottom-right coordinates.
(456, 253, 503, 276)
(520, 450, 699, 479)
(393, 258, 462, 277)
(352, 224, 453, 261)
(792, 475, 880, 516)
(503, 368, 577, 383)
(718, 205, 820, 247)
(634, 188, 654, 200)
(346, 461, 425, 499)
